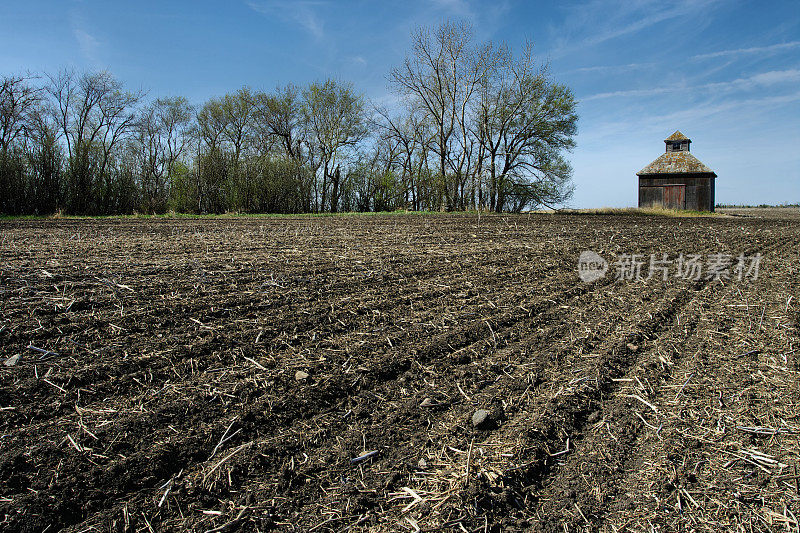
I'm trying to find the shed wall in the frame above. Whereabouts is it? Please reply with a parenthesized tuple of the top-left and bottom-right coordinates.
(637, 174, 715, 211)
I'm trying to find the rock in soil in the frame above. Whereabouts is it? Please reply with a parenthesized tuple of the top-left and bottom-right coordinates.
(294, 370, 310, 381)
(472, 409, 492, 429)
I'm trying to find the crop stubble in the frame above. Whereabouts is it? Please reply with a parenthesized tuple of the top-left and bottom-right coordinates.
(1, 213, 798, 532)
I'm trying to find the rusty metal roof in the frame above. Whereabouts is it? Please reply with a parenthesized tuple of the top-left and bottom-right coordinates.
(637, 151, 716, 176)
(665, 130, 690, 141)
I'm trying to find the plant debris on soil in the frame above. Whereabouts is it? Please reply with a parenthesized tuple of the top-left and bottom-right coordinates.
(1, 212, 799, 532)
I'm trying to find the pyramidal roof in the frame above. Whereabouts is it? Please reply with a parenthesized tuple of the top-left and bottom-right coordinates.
(637, 151, 716, 176)
(665, 130, 690, 141)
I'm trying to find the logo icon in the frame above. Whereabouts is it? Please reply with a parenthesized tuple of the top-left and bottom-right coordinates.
(578, 251, 608, 283)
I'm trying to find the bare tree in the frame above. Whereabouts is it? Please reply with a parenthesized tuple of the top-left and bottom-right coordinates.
(253, 84, 305, 161)
(157, 97, 195, 178)
(196, 96, 227, 151)
(0, 75, 45, 213)
(221, 87, 257, 162)
(389, 24, 577, 213)
(195, 96, 230, 213)
(25, 101, 64, 213)
(135, 96, 194, 212)
(476, 43, 577, 211)
(1, 26, 576, 217)
(303, 79, 368, 212)
(47, 69, 143, 213)
(222, 88, 259, 209)
(0, 75, 42, 153)
(390, 21, 500, 210)
(251, 85, 315, 211)
(373, 107, 436, 210)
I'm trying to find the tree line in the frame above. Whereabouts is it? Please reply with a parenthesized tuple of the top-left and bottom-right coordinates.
(0, 22, 577, 216)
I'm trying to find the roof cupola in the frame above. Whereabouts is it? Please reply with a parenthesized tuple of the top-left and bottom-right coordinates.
(665, 131, 691, 153)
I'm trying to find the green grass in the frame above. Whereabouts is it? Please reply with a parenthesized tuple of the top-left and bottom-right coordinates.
(0, 214, 46, 220)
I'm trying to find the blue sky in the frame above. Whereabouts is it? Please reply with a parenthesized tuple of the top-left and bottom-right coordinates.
(2, 0, 798, 207)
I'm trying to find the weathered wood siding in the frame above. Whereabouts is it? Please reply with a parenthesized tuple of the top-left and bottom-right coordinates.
(638, 174, 716, 211)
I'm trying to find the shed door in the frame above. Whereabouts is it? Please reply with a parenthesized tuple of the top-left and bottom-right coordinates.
(663, 185, 685, 209)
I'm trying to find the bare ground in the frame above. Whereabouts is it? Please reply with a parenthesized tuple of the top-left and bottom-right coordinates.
(1, 213, 798, 532)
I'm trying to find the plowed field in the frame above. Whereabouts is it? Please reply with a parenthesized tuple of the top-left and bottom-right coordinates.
(1, 213, 799, 532)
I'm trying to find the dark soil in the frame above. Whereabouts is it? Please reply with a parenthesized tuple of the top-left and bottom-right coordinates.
(1, 213, 798, 532)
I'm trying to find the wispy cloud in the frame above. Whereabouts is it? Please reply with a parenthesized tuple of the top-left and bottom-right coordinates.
(651, 91, 800, 124)
(746, 69, 800, 85)
(430, 0, 474, 19)
(73, 28, 100, 61)
(579, 89, 800, 147)
(582, 69, 800, 101)
(370, 92, 404, 112)
(68, 3, 102, 65)
(692, 41, 800, 60)
(566, 62, 655, 75)
(550, 0, 721, 57)
(246, 0, 326, 40)
(427, 0, 511, 39)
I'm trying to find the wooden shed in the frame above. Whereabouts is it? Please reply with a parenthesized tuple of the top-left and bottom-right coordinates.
(637, 131, 717, 211)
